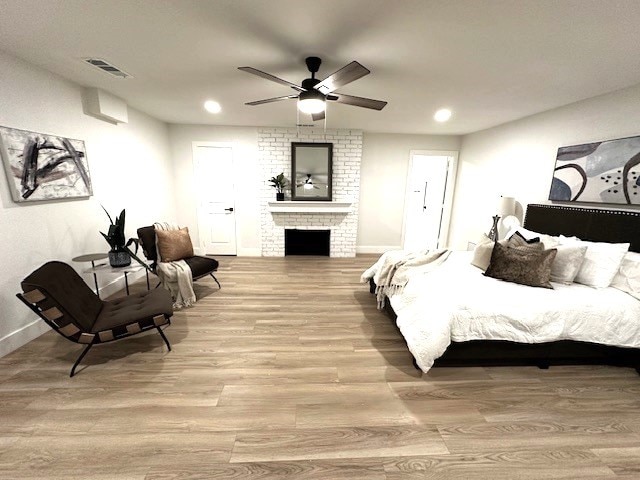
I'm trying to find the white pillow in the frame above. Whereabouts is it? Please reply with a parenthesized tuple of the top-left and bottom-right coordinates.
(611, 252, 640, 300)
(506, 226, 559, 249)
(573, 241, 630, 288)
(471, 234, 493, 271)
(550, 244, 588, 284)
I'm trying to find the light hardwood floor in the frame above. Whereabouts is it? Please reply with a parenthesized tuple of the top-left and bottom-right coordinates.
(1, 255, 640, 479)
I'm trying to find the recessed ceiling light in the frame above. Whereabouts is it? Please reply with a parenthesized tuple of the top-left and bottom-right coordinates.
(204, 100, 221, 114)
(434, 108, 452, 122)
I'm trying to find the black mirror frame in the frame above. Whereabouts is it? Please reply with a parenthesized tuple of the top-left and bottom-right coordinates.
(291, 142, 333, 201)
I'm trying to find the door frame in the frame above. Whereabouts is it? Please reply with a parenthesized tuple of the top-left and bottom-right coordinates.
(191, 141, 238, 255)
(401, 150, 459, 249)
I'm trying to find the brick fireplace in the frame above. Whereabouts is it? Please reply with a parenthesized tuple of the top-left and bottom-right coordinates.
(259, 127, 362, 257)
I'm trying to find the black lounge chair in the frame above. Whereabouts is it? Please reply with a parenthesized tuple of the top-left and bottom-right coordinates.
(17, 261, 173, 377)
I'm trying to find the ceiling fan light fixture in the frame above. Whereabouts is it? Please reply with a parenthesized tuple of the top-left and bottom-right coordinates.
(297, 90, 326, 114)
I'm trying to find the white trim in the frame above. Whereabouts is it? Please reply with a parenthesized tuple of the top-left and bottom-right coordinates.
(356, 245, 401, 254)
(237, 247, 261, 256)
(401, 150, 459, 250)
(191, 141, 238, 255)
(0, 319, 49, 358)
(267, 201, 352, 213)
(2, 269, 148, 358)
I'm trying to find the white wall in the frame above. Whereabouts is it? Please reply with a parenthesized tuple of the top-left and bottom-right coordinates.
(357, 132, 462, 252)
(0, 50, 176, 356)
(168, 125, 261, 256)
(450, 83, 640, 250)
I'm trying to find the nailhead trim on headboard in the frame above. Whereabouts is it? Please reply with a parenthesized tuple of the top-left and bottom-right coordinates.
(524, 203, 640, 253)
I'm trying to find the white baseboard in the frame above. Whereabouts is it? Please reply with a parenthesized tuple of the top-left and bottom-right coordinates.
(1, 269, 149, 358)
(356, 245, 401, 254)
(236, 247, 261, 257)
(0, 319, 49, 358)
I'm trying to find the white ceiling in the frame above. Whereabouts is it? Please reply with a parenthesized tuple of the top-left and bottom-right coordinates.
(2, 0, 640, 135)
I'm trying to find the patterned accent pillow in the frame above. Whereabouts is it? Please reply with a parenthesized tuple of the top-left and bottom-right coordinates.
(156, 227, 194, 262)
(506, 232, 544, 252)
(484, 242, 557, 289)
(471, 232, 543, 272)
(507, 230, 540, 246)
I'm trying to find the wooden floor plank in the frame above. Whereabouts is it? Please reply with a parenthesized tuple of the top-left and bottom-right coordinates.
(1, 255, 639, 478)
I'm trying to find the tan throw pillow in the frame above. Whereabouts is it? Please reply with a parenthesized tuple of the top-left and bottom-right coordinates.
(484, 242, 557, 289)
(155, 227, 194, 262)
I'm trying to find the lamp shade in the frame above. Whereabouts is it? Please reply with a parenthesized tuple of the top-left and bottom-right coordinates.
(497, 196, 515, 216)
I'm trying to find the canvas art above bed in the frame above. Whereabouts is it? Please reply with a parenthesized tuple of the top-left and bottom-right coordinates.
(0, 126, 92, 203)
(549, 134, 640, 205)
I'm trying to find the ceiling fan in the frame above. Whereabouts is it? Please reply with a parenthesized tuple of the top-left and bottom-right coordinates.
(297, 174, 320, 190)
(238, 57, 387, 121)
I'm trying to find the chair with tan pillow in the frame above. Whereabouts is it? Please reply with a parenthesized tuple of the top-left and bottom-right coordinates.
(136, 225, 221, 288)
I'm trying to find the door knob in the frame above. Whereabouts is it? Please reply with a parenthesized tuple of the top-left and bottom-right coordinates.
(224, 207, 234, 212)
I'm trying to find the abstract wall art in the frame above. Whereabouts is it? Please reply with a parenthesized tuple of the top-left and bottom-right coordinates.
(0, 126, 92, 203)
(549, 135, 640, 205)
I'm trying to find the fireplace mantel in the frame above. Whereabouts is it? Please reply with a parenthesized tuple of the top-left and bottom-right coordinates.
(267, 201, 352, 213)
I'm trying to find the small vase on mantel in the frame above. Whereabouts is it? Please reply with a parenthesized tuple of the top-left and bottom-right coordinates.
(276, 192, 285, 201)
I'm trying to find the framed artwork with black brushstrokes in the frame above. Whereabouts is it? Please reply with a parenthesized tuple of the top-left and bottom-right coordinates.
(0, 126, 92, 203)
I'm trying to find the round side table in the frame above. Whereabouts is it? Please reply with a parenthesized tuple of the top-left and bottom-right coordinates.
(72, 253, 108, 298)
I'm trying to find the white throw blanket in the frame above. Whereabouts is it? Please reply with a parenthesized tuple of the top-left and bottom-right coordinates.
(154, 222, 196, 309)
(361, 249, 451, 308)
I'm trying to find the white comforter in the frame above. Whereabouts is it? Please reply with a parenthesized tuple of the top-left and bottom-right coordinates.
(370, 251, 640, 372)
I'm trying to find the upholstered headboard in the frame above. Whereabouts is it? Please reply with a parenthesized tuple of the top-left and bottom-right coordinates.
(524, 204, 640, 253)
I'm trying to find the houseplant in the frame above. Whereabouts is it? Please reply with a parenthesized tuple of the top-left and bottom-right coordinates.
(100, 207, 148, 269)
(268, 172, 287, 201)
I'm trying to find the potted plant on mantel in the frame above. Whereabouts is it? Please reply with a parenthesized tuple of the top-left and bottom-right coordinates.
(268, 172, 287, 201)
(100, 207, 149, 269)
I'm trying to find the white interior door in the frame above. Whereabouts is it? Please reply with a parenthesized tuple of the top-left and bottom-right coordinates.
(193, 143, 237, 255)
(402, 152, 456, 251)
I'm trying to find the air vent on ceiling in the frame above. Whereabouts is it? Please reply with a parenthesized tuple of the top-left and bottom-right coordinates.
(83, 58, 132, 78)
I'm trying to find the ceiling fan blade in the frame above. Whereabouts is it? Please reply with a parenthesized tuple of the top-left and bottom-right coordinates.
(314, 61, 370, 94)
(328, 93, 387, 110)
(245, 94, 299, 106)
(238, 67, 305, 92)
(311, 111, 325, 122)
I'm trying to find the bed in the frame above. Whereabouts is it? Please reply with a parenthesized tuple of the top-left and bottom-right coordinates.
(367, 203, 640, 374)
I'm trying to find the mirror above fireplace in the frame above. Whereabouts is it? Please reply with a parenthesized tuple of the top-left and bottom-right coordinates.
(291, 142, 332, 201)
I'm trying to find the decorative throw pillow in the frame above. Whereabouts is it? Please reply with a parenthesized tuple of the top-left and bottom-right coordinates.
(471, 235, 497, 271)
(506, 226, 559, 249)
(471, 232, 542, 272)
(506, 232, 544, 252)
(484, 242, 557, 289)
(573, 241, 630, 289)
(155, 227, 194, 263)
(611, 251, 640, 300)
(549, 244, 588, 284)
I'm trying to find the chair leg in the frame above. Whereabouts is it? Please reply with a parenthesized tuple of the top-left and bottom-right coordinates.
(210, 273, 221, 289)
(70, 344, 93, 378)
(156, 326, 172, 351)
(155, 281, 162, 289)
